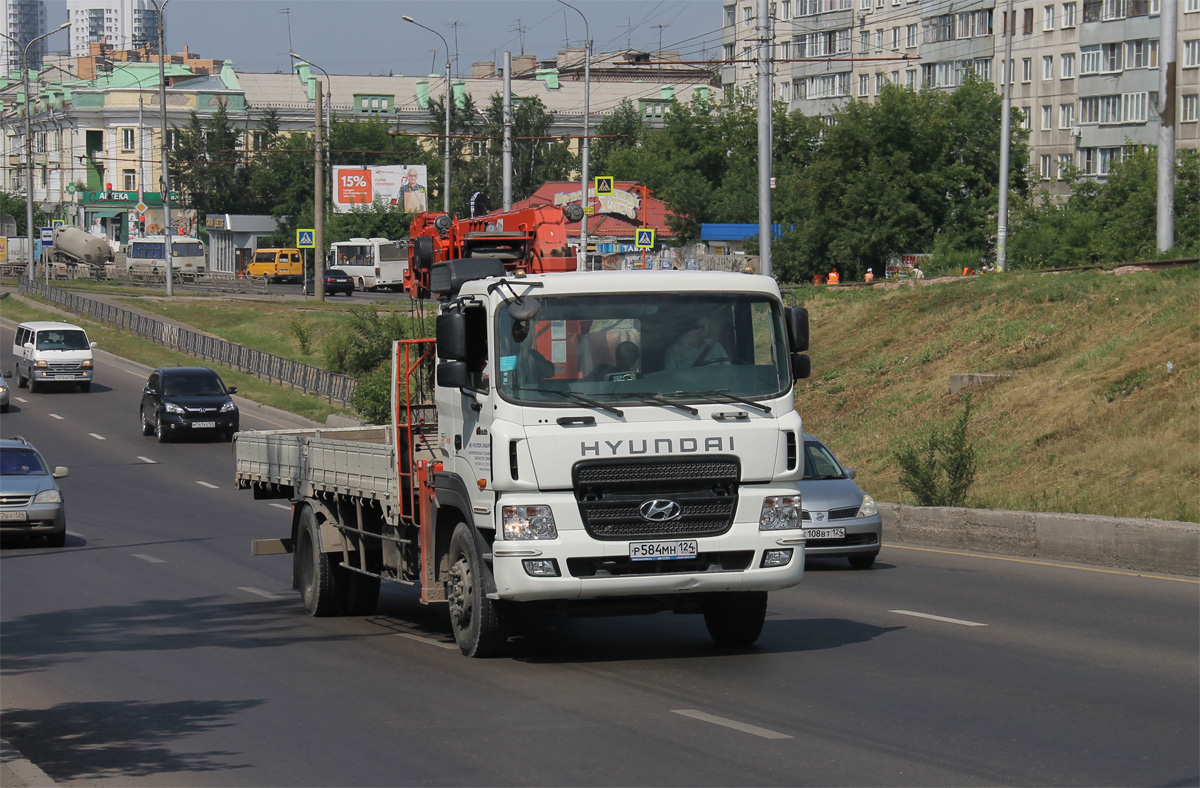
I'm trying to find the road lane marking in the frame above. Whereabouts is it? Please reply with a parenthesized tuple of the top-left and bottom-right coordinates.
(88, 433, 106, 440)
(239, 587, 284, 599)
(15, 397, 27, 403)
(671, 710, 792, 740)
(50, 413, 63, 420)
(67, 531, 83, 537)
(888, 544, 1200, 584)
(397, 633, 460, 650)
(132, 554, 165, 564)
(195, 481, 218, 489)
(269, 503, 292, 510)
(891, 610, 987, 627)
(137, 456, 157, 464)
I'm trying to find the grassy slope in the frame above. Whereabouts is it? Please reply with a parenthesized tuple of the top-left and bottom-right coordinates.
(8, 268, 1198, 520)
(793, 266, 1199, 522)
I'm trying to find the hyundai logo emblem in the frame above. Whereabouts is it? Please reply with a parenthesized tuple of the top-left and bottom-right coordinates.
(639, 499, 682, 522)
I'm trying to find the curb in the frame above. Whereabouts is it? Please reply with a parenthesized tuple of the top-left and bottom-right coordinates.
(0, 739, 57, 787)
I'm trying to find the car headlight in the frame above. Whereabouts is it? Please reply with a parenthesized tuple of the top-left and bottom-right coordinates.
(502, 505, 557, 540)
(760, 495, 802, 530)
(220, 401, 237, 413)
(34, 489, 62, 504)
(857, 494, 878, 518)
(165, 402, 184, 414)
(81, 360, 93, 369)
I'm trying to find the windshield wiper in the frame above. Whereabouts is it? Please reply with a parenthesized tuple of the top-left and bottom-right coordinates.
(529, 388, 624, 418)
(626, 392, 699, 415)
(692, 389, 772, 413)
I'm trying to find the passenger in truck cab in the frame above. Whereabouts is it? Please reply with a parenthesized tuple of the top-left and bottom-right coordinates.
(664, 317, 729, 369)
(588, 340, 641, 381)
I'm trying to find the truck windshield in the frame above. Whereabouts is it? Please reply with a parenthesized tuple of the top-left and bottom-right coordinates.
(496, 293, 791, 406)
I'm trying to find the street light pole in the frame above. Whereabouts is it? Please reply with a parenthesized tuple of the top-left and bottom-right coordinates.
(403, 15, 452, 214)
(15, 23, 68, 283)
(290, 54, 332, 302)
(289, 53, 332, 140)
(149, 0, 174, 295)
(557, 0, 590, 271)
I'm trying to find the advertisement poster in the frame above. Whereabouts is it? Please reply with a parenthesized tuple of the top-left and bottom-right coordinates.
(333, 165, 427, 213)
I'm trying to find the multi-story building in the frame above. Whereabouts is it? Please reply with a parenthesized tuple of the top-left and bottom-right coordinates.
(723, 0, 1199, 195)
(2, 0, 48, 73)
(67, 0, 158, 56)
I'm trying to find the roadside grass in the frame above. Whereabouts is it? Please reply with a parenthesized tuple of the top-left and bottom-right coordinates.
(793, 266, 1199, 522)
(2, 296, 347, 424)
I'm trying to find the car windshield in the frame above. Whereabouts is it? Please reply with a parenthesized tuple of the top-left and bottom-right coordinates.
(36, 330, 89, 351)
(496, 292, 790, 406)
(803, 441, 847, 480)
(0, 448, 47, 475)
(163, 372, 226, 397)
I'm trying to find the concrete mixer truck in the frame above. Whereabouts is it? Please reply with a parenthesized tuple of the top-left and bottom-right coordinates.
(50, 226, 115, 272)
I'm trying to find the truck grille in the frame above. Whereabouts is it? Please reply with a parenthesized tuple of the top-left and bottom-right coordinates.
(573, 456, 740, 540)
(46, 362, 82, 372)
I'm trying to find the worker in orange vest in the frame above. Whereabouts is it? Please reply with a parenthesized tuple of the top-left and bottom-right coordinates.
(828, 268, 840, 285)
(864, 269, 875, 283)
(813, 272, 826, 286)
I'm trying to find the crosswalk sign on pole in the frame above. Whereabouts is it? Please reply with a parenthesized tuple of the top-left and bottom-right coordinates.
(297, 229, 315, 249)
(594, 176, 614, 196)
(635, 228, 655, 249)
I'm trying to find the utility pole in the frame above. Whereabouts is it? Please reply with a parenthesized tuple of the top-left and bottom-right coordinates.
(1157, 0, 1177, 252)
(756, 0, 772, 277)
(151, 0, 174, 295)
(996, 0, 1014, 273)
(502, 51, 513, 211)
(558, 0, 590, 272)
(314, 82, 325, 301)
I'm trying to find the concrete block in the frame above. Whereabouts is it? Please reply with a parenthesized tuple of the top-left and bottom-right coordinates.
(894, 505, 970, 549)
(961, 508, 1037, 556)
(880, 502, 901, 544)
(1115, 519, 1200, 576)
(1036, 512, 1119, 565)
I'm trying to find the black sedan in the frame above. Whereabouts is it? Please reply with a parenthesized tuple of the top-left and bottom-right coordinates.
(303, 269, 355, 296)
(139, 366, 239, 442)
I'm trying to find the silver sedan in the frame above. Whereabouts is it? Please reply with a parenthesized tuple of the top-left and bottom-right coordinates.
(797, 434, 882, 569)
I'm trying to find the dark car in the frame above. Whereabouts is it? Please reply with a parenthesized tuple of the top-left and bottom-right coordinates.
(0, 436, 69, 547)
(303, 268, 355, 296)
(140, 366, 239, 442)
(797, 434, 882, 569)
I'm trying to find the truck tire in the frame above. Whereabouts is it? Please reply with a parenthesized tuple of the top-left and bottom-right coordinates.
(446, 522, 506, 657)
(297, 506, 340, 616)
(28, 376, 39, 393)
(16, 366, 27, 388)
(703, 591, 768, 647)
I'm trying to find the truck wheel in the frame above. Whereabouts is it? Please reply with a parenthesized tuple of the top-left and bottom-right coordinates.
(446, 523, 506, 657)
(16, 367, 27, 388)
(141, 408, 154, 436)
(297, 506, 339, 616)
(28, 377, 39, 393)
(703, 591, 768, 647)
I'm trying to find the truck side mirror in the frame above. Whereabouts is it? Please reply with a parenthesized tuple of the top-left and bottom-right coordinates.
(436, 361, 469, 389)
(791, 353, 811, 380)
(436, 312, 467, 361)
(785, 306, 809, 352)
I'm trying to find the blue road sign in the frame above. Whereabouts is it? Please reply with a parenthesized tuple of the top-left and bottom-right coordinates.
(297, 229, 315, 249)
(635, 228, 655, 249)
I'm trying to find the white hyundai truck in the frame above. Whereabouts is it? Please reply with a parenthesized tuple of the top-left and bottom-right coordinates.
(235, 259, 812, 656)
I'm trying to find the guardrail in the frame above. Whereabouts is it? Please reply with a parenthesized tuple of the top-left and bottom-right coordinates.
(17, 279, 356, 407)
(2, 263, 271, 294)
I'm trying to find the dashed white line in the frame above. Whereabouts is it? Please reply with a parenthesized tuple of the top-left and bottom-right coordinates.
(239, 587, 283, 599)
(15, 397, 28, 403)
(672, 710, 792, 740)
(195, 481, 218, 489)
(88, 433, 106, 441)
(49, 414, 63, 420)
(137, 456, 157, 464)
(66, 531, 83, 537)
(890, 610, 988, 627)
(397, 633, 460, 650)
(269, 503, 292, 510)
(132, 554, 165, 564)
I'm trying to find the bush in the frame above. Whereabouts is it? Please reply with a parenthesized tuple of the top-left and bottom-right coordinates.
(289, 315, 314, 354)
(894, 394, 978, 507)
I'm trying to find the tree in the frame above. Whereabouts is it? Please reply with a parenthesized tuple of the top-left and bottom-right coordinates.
(0, 191, 52, 235)
(589, 99, 645, 176)
(170, 104, 265, 216)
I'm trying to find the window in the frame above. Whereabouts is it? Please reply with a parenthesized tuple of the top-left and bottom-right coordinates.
(1187, 0, 1199, 10)
(876, 72, 887, 92)
(1058, 153, 1073, 178)
(1126, 39, 1158, 68)
(1040, 155, 1053, 179)
(892, 26, 900, 49)
(723, 43, 735, 61)
(1022, 57, 1033, 82)
(1122, 92, 1148, 122)
(1060, 103, 1075, 128)
(1185, 40, 1200, 67)
(744, 6, 753, 26)
(780, 80, 790, 101)
(120, 128, 135, 151)
(1043, 55, 1054, 79)
(907, 24, 918, 47)
(1042, 105, 1053, 129)
(905, 69, 916, 88)
(122, 169, 136, 191)
(1182, 95, 1198, 121)
(1023, 7, 1034, 32)
(1098, 147, 1122, 174)
(861, 30, 870, 51)
(725, 5, 736, 26)
(1020, 106, 1031, 130)
(781, 0, 791, 17)
(876, 30, 884, 49)
(780, 40, 791, 59)
(974, 58, 992, 81)
(1044, 5, 1055, 28)
(860, 0, 870, 9)
(1079, 148, 1095, 174)
(1081, 46, 1101, 73)
(1063, 1, 1078, 24)
(859, 73, 869, 96)
(1102, 42, 1122, 71)
(1062, 52, 1076, 77)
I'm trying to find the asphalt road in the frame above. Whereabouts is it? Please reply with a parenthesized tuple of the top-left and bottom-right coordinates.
(2, 323, 1198, 787)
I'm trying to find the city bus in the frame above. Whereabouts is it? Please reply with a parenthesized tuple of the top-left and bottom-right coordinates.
(126, 236, 207, 274)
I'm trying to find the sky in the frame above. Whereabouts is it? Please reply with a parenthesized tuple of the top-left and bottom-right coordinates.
(43, 0, 726, 77)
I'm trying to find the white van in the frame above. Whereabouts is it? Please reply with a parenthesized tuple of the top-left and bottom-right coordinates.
(12, 321, 97, 393)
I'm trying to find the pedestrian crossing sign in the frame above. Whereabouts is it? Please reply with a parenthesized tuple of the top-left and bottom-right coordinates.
(635, 228, 655, 249)
(297, 229, 315, 249)
(594, 176, 614, 195)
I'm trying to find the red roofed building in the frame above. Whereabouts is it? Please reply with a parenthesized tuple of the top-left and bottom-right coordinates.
(510, 181, 678, 264)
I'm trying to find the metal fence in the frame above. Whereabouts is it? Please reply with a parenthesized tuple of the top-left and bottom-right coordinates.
(17, 279, 356, 406)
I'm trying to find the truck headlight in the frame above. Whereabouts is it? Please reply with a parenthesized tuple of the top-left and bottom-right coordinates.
(34, 489, 62, 504)
(81, 360, 93, 369)
(165, 402, 184, 414)
(857, 494, 878, 518)
(34, 360, 48, 369)
(502, 505, 557, 540)
(759, 495, 802, 530)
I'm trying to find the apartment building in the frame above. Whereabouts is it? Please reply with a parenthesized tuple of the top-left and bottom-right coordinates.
(723, 0, 1199, 194)
(1, 0, 48, 73)
(67, 0, 158, 56)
